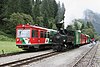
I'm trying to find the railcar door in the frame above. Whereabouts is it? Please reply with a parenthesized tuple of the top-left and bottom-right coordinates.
(39, 30, 46, 44)
(31, 29, 39, 44)
(81, 34, 86, 44)
(85, 35, 87, 44)
(75, 31, 81, 45)
(81, 34, 84, 44)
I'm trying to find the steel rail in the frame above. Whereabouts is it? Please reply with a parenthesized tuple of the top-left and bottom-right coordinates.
(87, 45, 98, 67)
(71, 44, 98, 67)
(0, 51, 28, 57)
(0, 51, 60, 67)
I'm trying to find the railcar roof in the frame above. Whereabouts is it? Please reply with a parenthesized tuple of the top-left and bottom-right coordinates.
(47, 29, 57, 32)
(16, 24, 57, 31)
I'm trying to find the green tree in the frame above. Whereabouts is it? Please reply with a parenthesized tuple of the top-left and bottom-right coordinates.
(87, 21, 95, 32)
(74, 20, 79, 30)
(41, 0, 58, 27)
(32, 0, 34, 5)
(52, 23, 57, 30)
(81, 23, 85, 30)
(20, 0, 32, 15)
(0, 0, 10, 31)
(0, 0, 5, 25)
(3, 0, 22, 17)
(55, 2, 65, 23)
(82, 28, 95, 38)
(3, 13, 34, 35)
(73, 19, 85, 30)
(33, 0, 41, 22)
(48, 18, 55, 29)
(66, 25, 75, 31)
(87, 21, 94, 28)
(35, 16, 44, 26)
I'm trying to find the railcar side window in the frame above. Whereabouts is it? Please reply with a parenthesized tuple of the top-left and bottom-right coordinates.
(35, 30, 38, 37)
(48, 32, 50, 38)
(40, 31, 44, 38)
(17, 29, 30, 38)
(32, 30, 38, 37)
(32, 30, 35, 37)
(44, 32, 46, 38)
(46, 32, 49, 38)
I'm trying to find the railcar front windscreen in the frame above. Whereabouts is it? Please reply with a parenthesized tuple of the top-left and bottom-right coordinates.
(17, 29, 30, 38)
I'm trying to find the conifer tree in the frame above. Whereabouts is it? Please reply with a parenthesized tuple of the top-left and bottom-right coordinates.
(33, 0, 41, 22)
(20, 0, 32, 15)
(55, 2, 65, 23)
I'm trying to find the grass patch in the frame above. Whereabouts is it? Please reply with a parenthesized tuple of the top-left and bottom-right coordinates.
(0, 41, 23, 54)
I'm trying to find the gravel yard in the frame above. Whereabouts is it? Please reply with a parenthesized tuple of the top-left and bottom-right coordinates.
(22, 43, 93, 67)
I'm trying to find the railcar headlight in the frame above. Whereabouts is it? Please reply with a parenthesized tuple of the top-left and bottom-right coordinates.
(17, 39, 19, 41)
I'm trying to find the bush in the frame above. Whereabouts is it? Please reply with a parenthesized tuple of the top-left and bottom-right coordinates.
(0, 35, 15, 41)
(0, 31, 15, 41)
(0, 31, 14, 38)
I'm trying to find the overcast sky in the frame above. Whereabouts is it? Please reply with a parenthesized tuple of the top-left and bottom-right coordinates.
(56, 0, 100, 28)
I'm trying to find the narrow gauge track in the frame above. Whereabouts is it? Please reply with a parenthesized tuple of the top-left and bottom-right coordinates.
(0, 51, 60, 67)
(0, 51, 30, 57)
(0, 49, 51, 58)
(70, 44, 98, 67)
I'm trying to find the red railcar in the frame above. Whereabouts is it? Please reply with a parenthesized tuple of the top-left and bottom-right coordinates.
(80, 34, 86, 44)
(16, 24, 57, 50)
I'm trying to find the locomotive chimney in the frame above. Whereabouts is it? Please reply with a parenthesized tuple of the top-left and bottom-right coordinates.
(56, 20, 64, 31)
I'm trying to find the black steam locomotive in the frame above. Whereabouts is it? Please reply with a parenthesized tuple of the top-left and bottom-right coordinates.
(52, 22, 90, 51)
(52, 23, 74, 51)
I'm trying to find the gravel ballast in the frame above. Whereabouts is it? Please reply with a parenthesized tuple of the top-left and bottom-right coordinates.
(0, 49, 53, 65)
(23, 43, 93, 67)
(91, 42, 100, 67)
